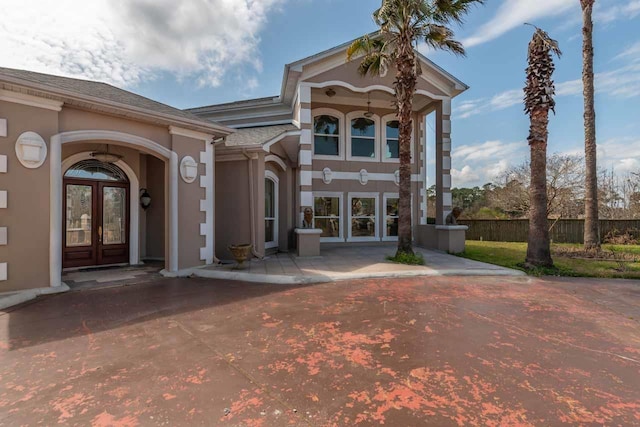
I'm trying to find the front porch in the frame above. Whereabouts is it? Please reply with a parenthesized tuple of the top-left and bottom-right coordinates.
(196, 244, 522, 284)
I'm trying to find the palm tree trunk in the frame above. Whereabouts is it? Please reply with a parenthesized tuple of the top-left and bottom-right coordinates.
(394, 33, 417, 255)
(526, 109, 553, 267)
(582, 0, 599, 250)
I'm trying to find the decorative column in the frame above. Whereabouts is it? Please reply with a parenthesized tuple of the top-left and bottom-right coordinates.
(0, 118, 6, 283)
(297, 84, 313, 226)
(199, 139, 214, 265)
(419, 114, 427, 225)
(435, 98, 453, 225)
(49, 136, 62, 287)
(169, 152, 179, 272)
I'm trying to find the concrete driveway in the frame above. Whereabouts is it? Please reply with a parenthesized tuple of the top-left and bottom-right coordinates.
(1, 275, 639, 426)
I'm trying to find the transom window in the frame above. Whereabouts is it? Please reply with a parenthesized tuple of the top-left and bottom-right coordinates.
(314, 115, 340, 156)
(350, 117, 376, 158)
(314, 196, 341, 239)
(385, 120, 400, 159)
(64, 160, 129, 182)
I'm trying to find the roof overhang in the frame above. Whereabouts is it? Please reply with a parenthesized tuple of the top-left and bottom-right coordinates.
(0, 75, 234, 137)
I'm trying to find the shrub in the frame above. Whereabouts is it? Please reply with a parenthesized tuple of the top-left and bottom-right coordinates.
(386, 252, 425, 266)
(603, 228, 639, 245)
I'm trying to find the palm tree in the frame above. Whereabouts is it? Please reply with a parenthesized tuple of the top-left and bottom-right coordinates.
(347, 0, 484, 256)
(524, 27, 561, 268)
(581, 0, 600, 251)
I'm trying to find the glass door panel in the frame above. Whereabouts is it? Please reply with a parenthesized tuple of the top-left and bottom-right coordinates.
(265, 177, 278, 248)
(66, 184, 93, 247)
(102, 187, 127, 245)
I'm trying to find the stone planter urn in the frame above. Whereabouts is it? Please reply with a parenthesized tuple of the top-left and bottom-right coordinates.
(228, 244, 253, 269)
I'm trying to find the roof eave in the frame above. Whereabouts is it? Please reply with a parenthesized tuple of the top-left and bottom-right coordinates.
(0, 75, 234, 136)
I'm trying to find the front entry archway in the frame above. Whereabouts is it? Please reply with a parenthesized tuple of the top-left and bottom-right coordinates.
(63, 160, 130, 268)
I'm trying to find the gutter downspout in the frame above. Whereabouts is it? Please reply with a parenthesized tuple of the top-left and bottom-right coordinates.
(243, 150, 264, 260)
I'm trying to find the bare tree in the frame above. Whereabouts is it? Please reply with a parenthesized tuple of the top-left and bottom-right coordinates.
(489, 154, 584, 219)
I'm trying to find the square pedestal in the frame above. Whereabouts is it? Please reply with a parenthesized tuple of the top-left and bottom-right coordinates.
(295, 228, 322, 257)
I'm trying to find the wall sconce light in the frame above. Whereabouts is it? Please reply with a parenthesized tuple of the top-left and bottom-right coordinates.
(140, 188, 151, 210)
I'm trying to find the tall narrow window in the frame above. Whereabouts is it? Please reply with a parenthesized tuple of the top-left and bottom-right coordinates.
(314, 115, 340, 156)
(314, 196, 341, 238)
(385, 197, 399, 238)
(350, 197, 376, 238)
(265, 175, 278, 249)
(385, 120, 400, 159)
(350, 117, 376, 158)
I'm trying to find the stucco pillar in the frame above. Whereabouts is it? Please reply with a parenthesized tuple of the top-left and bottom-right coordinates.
(418, 113, 427, 225)
(297, 84, 313, 227)
(168, 152, 179, 272)
(435, 99, 453, 225)
(49, 137, 62, 287)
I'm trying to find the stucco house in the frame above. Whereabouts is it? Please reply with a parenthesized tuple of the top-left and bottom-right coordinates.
(0, 38, 466, 294)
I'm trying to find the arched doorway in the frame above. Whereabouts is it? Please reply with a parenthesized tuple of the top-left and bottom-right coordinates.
(63, 159, 130, 268)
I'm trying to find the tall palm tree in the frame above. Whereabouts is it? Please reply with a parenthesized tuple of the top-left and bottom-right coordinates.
(347, 0, 484, 256)
(581, 0, 600, 251)
(524, 27, 561, 268)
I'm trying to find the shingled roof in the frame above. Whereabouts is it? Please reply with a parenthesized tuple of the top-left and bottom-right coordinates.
(0, 67, 231, 134)
(225, 124, 299, 147)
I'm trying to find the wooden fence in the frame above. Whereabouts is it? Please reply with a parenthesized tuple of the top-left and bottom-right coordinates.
(458, 219, 640, 244)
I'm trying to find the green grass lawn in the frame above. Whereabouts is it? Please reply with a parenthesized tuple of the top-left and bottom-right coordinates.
(459, 241, 640, 279)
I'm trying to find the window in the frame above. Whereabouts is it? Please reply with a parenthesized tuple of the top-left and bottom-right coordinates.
(64, 159, 129, 182)
(346, 111, 379, 162)
(383, 193, 413, 241)
(350, 117, 376, 158)
(265, 172, 279, 249)
(385, 197, 399, 239)
(348, 193, 379, 241)
(382, 114, 414, 163)
(385, 120, 400, 160)
(313, 195, 342, 241)
(314, 115, 340, 156)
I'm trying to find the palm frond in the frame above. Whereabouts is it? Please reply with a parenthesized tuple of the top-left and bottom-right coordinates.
(530, 26, 562, 58)
(358, 52, 390, 77)
(347, 35, 391, 77)
(422, 24, 466, 56)
(432, 0, 486, 25)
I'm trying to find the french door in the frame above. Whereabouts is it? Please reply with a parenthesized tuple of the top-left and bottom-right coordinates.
(63, 179, 129, 268)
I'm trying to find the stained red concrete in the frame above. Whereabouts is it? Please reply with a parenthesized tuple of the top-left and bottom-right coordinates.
(1, 276, 639, 426)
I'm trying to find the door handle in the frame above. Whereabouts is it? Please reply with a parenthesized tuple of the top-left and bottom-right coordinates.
(98, 226, 102, 243)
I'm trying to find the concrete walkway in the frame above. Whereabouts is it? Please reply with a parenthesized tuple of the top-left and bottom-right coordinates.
(192, 244, 523, 284)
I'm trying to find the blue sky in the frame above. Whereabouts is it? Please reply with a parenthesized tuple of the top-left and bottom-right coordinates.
(2, 0, 639, 187)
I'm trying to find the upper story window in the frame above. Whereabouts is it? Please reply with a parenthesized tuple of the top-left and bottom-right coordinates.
(314, 115, 340, 156)
(385, 120, 400, 160)
(350, 117, 376, 158)
(347, 111, 379, 162)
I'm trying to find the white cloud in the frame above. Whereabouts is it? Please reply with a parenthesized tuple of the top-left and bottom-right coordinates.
(450, 140, 528, 187)
(454, 140, 524, 162)
(462, 0, 638, 49)
(594, 0, 640, 24)
(451, 165, 480, 186)
(455, 89, 523, 119)
(595, 137, 640, 174)
(462, 0, 576, 48)
(555, 63, 640, 98)
(615, 41, 640, 62)
(457, 43, 640, 119)
(0, 0, 285, 87)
